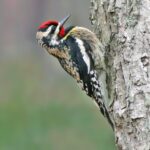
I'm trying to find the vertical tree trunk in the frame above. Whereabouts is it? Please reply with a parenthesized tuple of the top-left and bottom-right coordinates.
(90, 0, 150, 149)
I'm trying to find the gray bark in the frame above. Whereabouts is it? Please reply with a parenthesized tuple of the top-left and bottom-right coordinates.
(90, 0, 150, 149)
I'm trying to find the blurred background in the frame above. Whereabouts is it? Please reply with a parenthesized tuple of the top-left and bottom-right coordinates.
(0, 0, 115, 149)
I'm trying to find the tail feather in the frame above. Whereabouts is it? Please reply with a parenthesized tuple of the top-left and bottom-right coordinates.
(89, 70, 114, 129)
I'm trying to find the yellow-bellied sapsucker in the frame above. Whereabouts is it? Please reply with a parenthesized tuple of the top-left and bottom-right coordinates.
(36, 15, 113, 128)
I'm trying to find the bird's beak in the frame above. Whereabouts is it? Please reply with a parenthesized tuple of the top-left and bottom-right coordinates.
(60, 14, 70, 26)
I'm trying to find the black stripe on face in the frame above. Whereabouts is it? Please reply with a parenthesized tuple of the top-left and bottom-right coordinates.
(38, 25, 56, 34)
(38, 28, 47, 32)
(41, 37, 49, 47)
(50, 25, 56, 34)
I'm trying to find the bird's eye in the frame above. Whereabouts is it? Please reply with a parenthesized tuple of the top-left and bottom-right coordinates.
(50, 26, 56, 34)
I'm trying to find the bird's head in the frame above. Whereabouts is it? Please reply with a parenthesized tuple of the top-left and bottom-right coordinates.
(36, 15, 70, 47)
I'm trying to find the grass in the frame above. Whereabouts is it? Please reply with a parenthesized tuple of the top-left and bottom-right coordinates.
(0, 58, 115, 150)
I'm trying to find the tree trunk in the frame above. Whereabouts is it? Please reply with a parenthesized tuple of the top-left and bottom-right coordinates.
(90, 0, 150, 149)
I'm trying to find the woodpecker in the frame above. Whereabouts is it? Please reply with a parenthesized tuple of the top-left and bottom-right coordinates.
(36, 15, 113, 128)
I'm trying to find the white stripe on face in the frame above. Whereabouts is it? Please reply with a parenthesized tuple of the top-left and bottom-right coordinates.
(49, 23, 61, 46)
(52, 23, 61, 39)
(75, 38, 91, 73)
(43, 26, 52, 37)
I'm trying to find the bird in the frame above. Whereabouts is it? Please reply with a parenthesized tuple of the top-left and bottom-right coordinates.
(36, 15, 113, 128)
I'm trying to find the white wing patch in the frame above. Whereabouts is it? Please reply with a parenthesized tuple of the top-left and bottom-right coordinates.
(75, 38, 91, 73)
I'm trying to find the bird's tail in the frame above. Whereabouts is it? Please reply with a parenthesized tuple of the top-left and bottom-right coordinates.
(89, 70, 114, 129)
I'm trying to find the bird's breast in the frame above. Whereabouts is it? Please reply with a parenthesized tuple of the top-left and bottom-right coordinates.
(58, 58, 80, 82)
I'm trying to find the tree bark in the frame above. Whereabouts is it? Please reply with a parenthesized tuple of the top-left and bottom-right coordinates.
(90, 0, 150, 149)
